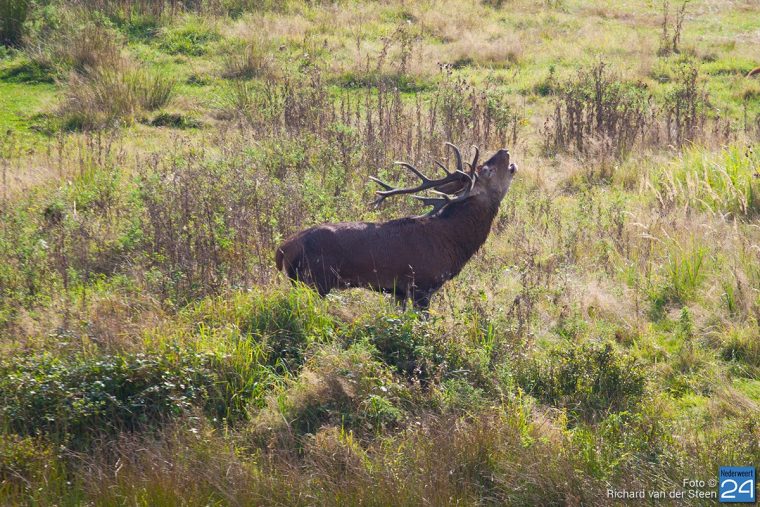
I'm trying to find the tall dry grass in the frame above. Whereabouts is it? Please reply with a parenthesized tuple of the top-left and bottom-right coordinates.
(60, 62, 176, 130)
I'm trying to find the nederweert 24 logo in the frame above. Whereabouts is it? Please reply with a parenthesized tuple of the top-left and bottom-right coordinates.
(719, 467, 756, 503)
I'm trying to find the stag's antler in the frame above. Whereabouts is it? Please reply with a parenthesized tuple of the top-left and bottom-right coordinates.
(371, 143, 478, 216)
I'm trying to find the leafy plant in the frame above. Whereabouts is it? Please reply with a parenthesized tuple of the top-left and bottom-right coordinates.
(518, 341, 646, 424)
(0, 351, 216, 446)
(251, 344, 406, 440)
(0, 0, 31, 46)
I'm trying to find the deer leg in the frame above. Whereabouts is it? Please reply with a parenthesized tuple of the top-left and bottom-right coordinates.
(288, 262, 330, 297)
(412, 290, 434, 314)
(393, 289, 408, 311)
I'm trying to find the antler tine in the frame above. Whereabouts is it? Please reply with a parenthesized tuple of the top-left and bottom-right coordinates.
(394, 161, 431, 182)
(412, 195, 451, 215)
(368, 176, 393, 190)
(435, 160, 452, 176)
(445, 142, 464, 173)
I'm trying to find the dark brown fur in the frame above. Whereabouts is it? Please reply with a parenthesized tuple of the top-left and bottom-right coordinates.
(276, 149, 515, 310)
(748, 67, 760, 78)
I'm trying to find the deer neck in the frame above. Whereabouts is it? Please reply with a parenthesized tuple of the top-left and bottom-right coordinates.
(435, 196, 500, 262)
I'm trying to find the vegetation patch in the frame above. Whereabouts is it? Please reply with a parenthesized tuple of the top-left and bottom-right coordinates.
(518, 341, 646, 424)
(0, 57, 55, 83)
(0, 352, 216, 446)
(0, 0, 32, 46)
(147, 111, 202, 129)
(158, 17, 219, 56)
(58, 63, 175, 130)
(250, 344, 408, 443)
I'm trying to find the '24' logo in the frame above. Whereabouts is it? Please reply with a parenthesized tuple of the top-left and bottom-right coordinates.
(719, 467, 756, 503)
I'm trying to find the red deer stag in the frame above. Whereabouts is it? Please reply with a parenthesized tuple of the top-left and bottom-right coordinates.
(275, 143, 517, 310)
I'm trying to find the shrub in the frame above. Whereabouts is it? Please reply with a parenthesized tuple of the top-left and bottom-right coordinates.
(518, 341, 646, 424)
(658, 0, 690, 56)
(570, 407, 675, 482)
(201, 337, 279, 423)
(542, 61, 655, 159)
(663, 61, 710, 147)
(347, 314, 466, 385)
(0, 55, 55, 83)
(354, 315, 436, 380)
(134, 69, 176, 110)
(542, 59, 724, 160)
(60, 65, 139, 130)
(134, 151, 295, 302)
(148, 111, 201, 129)
(221, 63, 521, 170)
(250, 345, 407, 442)
(0, 434, 57, 489)
(438, 378, 487, 414)
(186, 288, 336, 370)
(0, 0, 31, 47)
(0, 351, 216, 446)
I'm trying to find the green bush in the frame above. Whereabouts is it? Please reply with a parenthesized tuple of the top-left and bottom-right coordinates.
(518, 341, 646, 424)
(0, 55, 55, 83)
(351, 315, 444, 383)
(0, 0, 31, 46)
(251, 344, 407, 440)
(220, 38, 275, 80)
(148, 111, 201, 129)
(348, 313, 500, 391)
(0, 351, 216, 446)
(570, 407, 675, 481)
(0, 434, 56, 487)
(186, 288, 336, 369)
(438, 378, 487, 414)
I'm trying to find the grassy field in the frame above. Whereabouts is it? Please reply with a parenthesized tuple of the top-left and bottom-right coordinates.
(1, 0, 759, 505)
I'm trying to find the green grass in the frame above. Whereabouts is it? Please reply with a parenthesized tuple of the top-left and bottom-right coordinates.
(158, 16, 220, 56)
(0, 81, 55, 133)
(648, 146, 760, 217)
